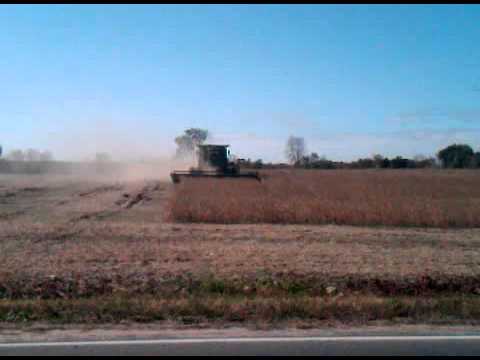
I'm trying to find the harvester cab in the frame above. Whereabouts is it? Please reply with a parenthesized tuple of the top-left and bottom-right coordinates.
(170, 144, 260, 183)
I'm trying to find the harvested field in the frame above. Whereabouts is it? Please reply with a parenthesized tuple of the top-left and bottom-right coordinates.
(2, 171, 480, 325)
(2, 221, 480, 300)
(169, 169, 480, 227)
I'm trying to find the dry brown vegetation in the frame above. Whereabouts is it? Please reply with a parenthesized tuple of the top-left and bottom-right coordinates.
(3, 222, 480, 300)
(2, 171, 480, 325)
(3, 295, 480, 325)
(169, 169, 480, 227)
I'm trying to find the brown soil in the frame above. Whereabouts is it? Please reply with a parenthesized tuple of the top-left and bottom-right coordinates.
(1, 173, 480, 300)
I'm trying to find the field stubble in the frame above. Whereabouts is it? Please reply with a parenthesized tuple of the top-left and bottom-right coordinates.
(2, 170, 480, 325)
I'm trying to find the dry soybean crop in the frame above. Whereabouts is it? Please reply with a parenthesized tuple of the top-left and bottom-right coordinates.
(169, 169, 480, 227)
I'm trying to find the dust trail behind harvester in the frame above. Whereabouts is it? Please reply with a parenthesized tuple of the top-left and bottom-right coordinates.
(1, 120, 199, 183)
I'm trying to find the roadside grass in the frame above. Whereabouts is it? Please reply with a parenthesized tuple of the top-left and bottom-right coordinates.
(2, 294, 480, 325)
(2, 273, 480, 326)
(2, 273, 480, 300)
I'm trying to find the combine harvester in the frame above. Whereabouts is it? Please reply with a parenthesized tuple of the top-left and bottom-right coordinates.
(170, 144, 260, 184)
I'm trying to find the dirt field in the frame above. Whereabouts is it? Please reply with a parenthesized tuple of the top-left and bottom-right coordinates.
(1, 170, 480, 325)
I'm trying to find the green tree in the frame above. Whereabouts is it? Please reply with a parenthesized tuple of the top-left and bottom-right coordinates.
(437, 144, 474, 168)
(372, 154, 385, 168)
(174, 128, 209, 159)
(390, 156, 412, 169)
(471, 152, 480, 168)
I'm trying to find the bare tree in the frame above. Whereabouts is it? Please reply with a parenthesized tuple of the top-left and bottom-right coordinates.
(285, 136, 306, 164)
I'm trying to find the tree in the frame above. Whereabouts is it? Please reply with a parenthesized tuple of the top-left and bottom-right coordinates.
(312, 155, 335, 169)
(413, 154, 435, 169)
(174, 128, 209, 159)
(390, 156, 411, 169)
(471, 152, 480, 168)
(296, 155, 311, 168)
(437, 144, 474, 168)
(373, 154, 385, 169)
(25, 148, 41, 162)
(95, 152, 112, 163)
(39, 150, 53, 162)
(310, 152, 320, 162)
(4, 148, 54, 162)
(355, 157, 375, 169)
(6, 149, 25, 161)
(285, 136, 306, 164)
(253, 159, 263, 169)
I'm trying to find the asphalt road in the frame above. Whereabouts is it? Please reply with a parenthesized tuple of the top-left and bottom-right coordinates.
(2, 336, 480, 356)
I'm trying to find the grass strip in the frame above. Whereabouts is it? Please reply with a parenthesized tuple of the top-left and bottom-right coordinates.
(2, 294, 480, 325)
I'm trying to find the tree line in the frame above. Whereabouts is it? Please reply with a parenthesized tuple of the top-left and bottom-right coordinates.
(172, 129, 480, 170)
(2, 129, 478, 170)
(0, 147, 116, 163)
(0, 147, 54, 162)
(255, 137, 480, 170)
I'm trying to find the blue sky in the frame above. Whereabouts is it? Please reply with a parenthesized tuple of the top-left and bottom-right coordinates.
(1, 4, 479, 161)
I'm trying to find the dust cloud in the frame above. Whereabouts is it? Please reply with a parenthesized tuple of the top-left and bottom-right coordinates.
(2, 121, 198, 182)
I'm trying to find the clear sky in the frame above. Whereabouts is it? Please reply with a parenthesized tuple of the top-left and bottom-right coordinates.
(1, 4, 479, 162)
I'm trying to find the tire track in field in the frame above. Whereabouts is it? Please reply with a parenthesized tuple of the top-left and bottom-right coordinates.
(69, 180, 165, 223)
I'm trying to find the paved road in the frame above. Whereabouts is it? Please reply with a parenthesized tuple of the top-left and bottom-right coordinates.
(2, 336, 480, 356)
